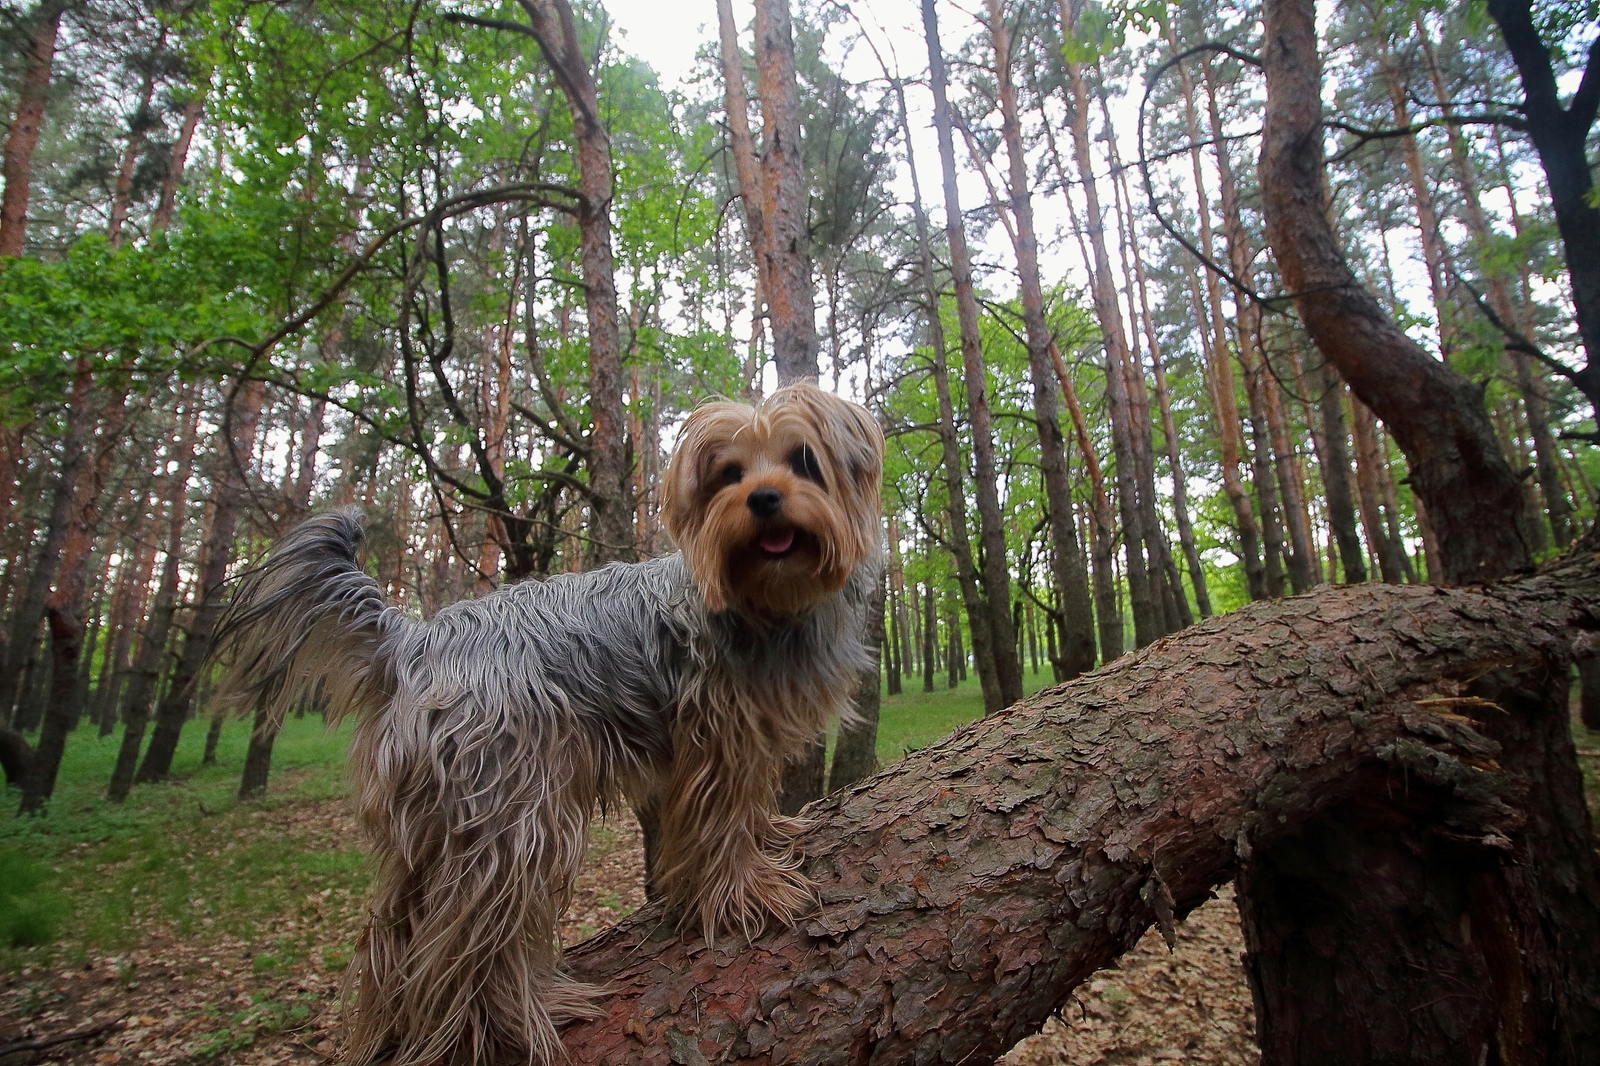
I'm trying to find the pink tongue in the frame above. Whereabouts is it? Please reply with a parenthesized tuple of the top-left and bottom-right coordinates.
(760, 529, 795, 554)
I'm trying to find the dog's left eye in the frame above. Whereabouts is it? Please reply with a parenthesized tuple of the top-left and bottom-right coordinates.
(788, 445, 825, 485)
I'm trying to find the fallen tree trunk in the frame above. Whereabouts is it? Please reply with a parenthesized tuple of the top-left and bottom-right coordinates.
(559, 538, 1600, 1064)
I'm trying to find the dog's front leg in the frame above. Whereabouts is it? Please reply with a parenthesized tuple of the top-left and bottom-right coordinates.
(652, 724, 816, 944)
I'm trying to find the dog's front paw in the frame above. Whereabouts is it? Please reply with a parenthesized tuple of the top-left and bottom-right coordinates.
(696, 854, 816, 945)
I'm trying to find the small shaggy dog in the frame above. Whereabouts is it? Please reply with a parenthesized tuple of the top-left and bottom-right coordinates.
(216, 382, 884, 1066)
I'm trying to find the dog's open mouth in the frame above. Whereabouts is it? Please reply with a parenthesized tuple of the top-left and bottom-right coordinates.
(757, 527, 798, 557)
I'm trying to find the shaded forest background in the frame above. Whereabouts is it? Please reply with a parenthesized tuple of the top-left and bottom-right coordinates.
(0, 0, 1595, 815)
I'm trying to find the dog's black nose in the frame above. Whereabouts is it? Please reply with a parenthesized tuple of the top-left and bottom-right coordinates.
(747, 487, 783, 518)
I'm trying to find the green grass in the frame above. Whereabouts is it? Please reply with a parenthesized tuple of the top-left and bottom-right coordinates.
(871, 664, 1058, 764)
(1, 713, 362, 968)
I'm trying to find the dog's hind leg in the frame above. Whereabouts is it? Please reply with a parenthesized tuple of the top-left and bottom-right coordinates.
(342, 700, 604, 1066)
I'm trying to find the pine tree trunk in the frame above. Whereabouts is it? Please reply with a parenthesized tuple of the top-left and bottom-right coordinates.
(0, 0, 65, 258)
(1421, 26, 1575, 548)
(1260, 0, 1534, 584)
(0, 361, 94, 723)
(518, 0, 632, 567)
(751, 0, 817, 385)
(922, 0, 1022, 708)
(1349, 396, 1405, 583)
(892, 77, 1003, 711)
(108, 393, 200, 802)
(1484, 0, 1600, 399)
(1055, 22, 1156, 645)
(238, 703, 277, 797)
(20, 384, 128, 814)
(829, 576, 883, 792)
(1171, 37, 1265, 600)
(1312, 362, 1367, 583)
(987, 0, 1097, 677)
(136, 380, 265, 785)
(1247, 2, 1556, 1055)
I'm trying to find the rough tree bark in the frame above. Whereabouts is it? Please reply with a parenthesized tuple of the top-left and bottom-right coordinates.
(1259, 0, 1533, 584)
(752, 0, 817, 386)
(555, 538, 1600, 1064)
(829, 576, 884, 793)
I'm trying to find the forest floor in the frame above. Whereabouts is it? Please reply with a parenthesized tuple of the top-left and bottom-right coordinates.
(3, 676, 1596, 1066)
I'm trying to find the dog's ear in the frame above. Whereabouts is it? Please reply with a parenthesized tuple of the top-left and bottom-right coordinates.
(777, 384, 883, 502)
(662, 399, 749, 550)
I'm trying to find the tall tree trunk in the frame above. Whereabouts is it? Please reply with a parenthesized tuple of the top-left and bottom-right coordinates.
(752, 0, 817, 385)
(152, 93, 203, 234)
(716, 0, 772, 360)
(107, 63, 157, 248)
(1259, 0, 1532, 584)
(1313, 362, 1367, 583)
(1035, 107, 1123, 660)
(0, 359, 94, 722)
(987, 0, 1096, 677)
(0, 0, 66, 259)
(95, 520, 157, 736)
(1111, 114, 1208, 618)
(1373, 12, 1458, 360)
(923, 0, 1023, 708)
(891, 76, 1003, 711)
(1484, 0, 1600, 403)
(1099, 90, 1185, 632)
(106, 389, 196, 802)
(1047, 341, 1121, 662)
(1202, 64, 1299, 596)
(829, 576, 883, 792)
(136, 380, 265, 785)
(20, 383, 128, 814)
(518, 0, 632, 567)
(1170, 34, 1266, 600)
(1247, 1, 1552, 1056)
(1055, 20, 1156, 645)
(1422, 29, 1575, 549)
(1351, 394, 1406, 584)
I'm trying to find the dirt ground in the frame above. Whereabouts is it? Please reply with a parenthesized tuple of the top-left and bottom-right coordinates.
(1, 801, 1256, 1065)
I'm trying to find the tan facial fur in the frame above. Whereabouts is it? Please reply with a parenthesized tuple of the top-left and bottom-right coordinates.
(662, 383, 884, 616)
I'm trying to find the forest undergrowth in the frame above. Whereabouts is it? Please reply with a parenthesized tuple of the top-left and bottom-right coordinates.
(3, 679, 1595, 1066)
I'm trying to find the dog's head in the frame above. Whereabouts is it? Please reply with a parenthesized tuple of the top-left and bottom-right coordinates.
(662, 383, 884, 616)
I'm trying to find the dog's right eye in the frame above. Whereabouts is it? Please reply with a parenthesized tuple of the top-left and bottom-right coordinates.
(720, 464, 744, 486)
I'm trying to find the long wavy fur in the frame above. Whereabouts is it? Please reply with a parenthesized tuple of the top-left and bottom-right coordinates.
(214, 384, 883, 1066)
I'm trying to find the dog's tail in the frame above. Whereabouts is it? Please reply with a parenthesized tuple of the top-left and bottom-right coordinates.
(215, 508, 407, 725)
